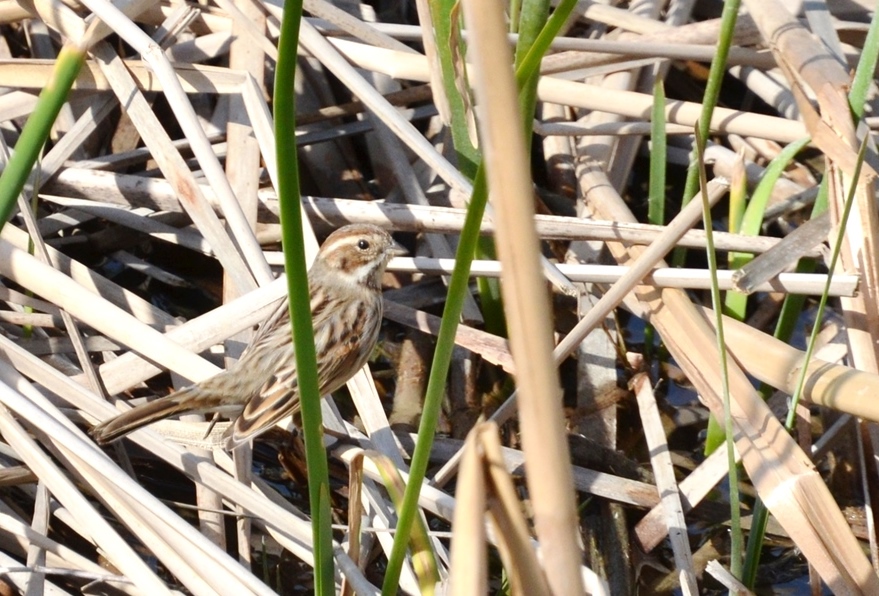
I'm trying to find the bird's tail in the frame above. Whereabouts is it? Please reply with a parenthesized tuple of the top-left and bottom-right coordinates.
(91, 385, 228, 445)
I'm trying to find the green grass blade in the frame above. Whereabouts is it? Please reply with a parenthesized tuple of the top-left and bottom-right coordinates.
(648, 79, 667, 227)
(644, 78, 667, 362)
(274, 2, 334, 593)
(849, 6, 879, 118)
(382, 5, 581, 589)
(706, 137, 811, 453)
(736, 137, 812, 241)
(512, 0, 549, 150)
(381, 166, 489, 595)
(679, 0, 741, 209)
(694, 125, 742, 579)
(428, 0, 479, 177)
(514, 0, 577, 152)
(721, 152, 749, 326)
(0, 45, 85, 230)
(723, 136, 810, 299)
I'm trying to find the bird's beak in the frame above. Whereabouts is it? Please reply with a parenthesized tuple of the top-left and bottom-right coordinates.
(389, 239, 408, 257)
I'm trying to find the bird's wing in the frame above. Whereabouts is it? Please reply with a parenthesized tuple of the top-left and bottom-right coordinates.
(226, 365, 300, 448)
(247, 296, 289, 352)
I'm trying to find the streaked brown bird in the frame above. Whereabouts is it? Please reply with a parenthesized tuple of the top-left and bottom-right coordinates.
(91, 224, 405, 449)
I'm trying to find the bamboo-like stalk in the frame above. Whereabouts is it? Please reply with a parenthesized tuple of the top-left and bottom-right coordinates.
(448, 428, 488, 595)
(632, 375, 697, 594)
(36, 184, 827, 257)
(0, 334, 321, 562)
(380, 258, 858, 296)
(324, 38, 809, 142)
(1, 0, 877, 590)
(460, 0, 583, 592)
(0, 237, 218, 383)
(583, 162, 879, 592)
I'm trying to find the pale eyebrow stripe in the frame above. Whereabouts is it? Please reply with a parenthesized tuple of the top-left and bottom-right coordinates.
(319, 233, 359, 255)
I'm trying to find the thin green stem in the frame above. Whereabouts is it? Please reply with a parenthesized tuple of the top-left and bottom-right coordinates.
(381, 168, 488, 594)
(382, 3, 581, 588)
(785, 141, 867, 429)
(0, 45, 85, 230)
(648, 79, 667, 227)
(428, 0, 479, 177)
(679, 0, 741, 209)
(694, 126, 742, 580)
(850, 7, 879, 118)
(275, 2, 334, 593)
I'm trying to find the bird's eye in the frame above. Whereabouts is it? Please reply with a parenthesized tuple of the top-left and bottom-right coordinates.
(357, 239, 370, 250)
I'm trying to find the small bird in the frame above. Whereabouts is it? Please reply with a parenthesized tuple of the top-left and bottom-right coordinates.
(91, 224, 405, 449)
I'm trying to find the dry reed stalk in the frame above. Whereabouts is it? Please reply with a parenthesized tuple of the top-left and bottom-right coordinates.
(341, 451, 365, 596)
(541, 15, 765, 74)
(344, 371, 406, 467)
(0, 60, 248, 92)
(0, 336, 321, 559)
(631, 374, 697, 594)
(10, 173, 105, 420)
(411, 433, 660, 507)
(705, 560, 755, 595)
(0, 383, 172, 593)
(3, 368, 253, 595)
(300, 18, 575, 294)
(572, 0, 662, 194)
(461, 0, 583, 591)
(699, 308, 879, 423)
(636, 445, 736, 551)
(479, 422, 553, 595)
(299, 196, 824, 255)
(36, 183, 827, 257)
(746, 2, 879, 582)
(448, 426, 489, 595)
(80, 279, 286, 397)
(705, 144, 808, 205)
(1, 223, 177, 328)
(224, 0, 267, 561)
(82, 2, 272, 290)
(581, 164, 879, 592)
(382, 301, 514, 373)
(378, 257, 859, 296)
(0, 238, 218, 383)
(746, 0, 879, 371)
(325, 38, 808, 142)
(305, 0, 414, 53)
(333, 443, 612, 593)
(93, 41, 257, 294)
(0, 511, 131, 590)
(429, 178, 725, 487)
